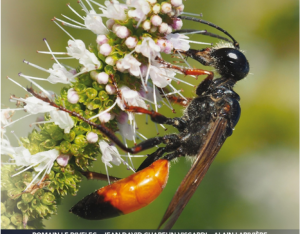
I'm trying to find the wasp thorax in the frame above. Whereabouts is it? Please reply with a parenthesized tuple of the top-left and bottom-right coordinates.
(211, 48, 249, 81)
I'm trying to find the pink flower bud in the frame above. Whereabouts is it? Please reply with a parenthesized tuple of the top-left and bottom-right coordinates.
(172, 18, 183, 30)
(125, 37, 138, 49)
(166, 25, 173, 35)
(161, 2, 172, 13)
(143, 20, 151, 31)
(150, 26, 157, 33)
(86, 132, 99, 143)
(99, 43, 112, 56)
(115, 25, 130, 39)
(146, 0, 157, 4)
(152, 4, 160, 14)
(105, 56, 116, 66)
(105, 84, 116, 94)
(168, 9, 176, 17)
(159, 22, 169, 34)
(56, 154, 70, 167)
(96, 35, 108, 45)
(99, 112, 115, 123)
(176, 4, 184, 12)
(116, 60, 126, 72)
(112, 24, 121, 33)
(67, 88, 79, 104)
(106, 19, 115, 29)
(151, 15, 162, 26)
(171, 0, 182, 7)
(97, 72, 109, 84)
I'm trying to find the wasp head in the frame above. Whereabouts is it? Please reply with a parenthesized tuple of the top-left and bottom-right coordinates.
(211, 46, 249, 81)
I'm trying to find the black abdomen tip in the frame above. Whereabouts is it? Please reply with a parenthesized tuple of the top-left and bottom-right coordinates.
(70, 191, 123, 220)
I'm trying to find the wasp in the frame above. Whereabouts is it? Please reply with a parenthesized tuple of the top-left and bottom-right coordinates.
(28, 15, 249, 230)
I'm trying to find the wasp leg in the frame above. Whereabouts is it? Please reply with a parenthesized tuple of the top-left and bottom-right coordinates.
(26, 88, 181, 155)
(156, 56, 214, 80)
(157, 87, 193, 108)
(136, 134, 180, 171)
(125, 106, 186, 130)
(132, 133, 179, 154)
(164, 95, 193, 107)
(162, 149, 183, 162)
(81, 171, 120, 183)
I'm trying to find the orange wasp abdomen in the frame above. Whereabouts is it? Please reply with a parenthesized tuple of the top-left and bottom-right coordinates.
(70, 159, 169, 220)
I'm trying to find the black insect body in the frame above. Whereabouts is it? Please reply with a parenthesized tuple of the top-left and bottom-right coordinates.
(136, 71, 244, 171)
(27, 15, 250, 230)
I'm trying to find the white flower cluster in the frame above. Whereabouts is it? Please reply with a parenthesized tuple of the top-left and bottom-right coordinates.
(1, 0, 205, 185)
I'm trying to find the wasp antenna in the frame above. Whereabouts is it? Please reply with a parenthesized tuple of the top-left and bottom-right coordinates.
(174, 29, 232, 44)
(178, 15, 240, 49)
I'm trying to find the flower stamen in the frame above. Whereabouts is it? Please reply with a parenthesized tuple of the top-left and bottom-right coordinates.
(67, 3, 85, 20)
(6, 77, 31, 93)
(52, 20, 76, 41)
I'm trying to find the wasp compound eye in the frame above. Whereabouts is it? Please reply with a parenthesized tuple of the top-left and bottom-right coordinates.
(211, 48, 249, 81)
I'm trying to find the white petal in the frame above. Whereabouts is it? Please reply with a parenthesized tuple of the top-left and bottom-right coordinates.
(50, 110, 74, 133)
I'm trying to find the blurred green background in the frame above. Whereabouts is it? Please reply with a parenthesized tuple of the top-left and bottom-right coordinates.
(1, 0, 299, 230)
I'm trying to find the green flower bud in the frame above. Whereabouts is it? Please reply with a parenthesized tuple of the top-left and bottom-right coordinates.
(98, 90, 109, 101)
(74, 135, 88, 147)
(47, 184, 55, 193)
(69, 103, 82, 113)
(27, 144, 40, 155)
(63, 130, 76, 142)
(104, 65, 115, 75)
(79, 73, 93, 86)
(41, 192, 56, 206)
(15, 181, 26, 190)
(90, 70, 98, 80)
(7, 188, 22, 200)
(79, 121, 92, 132)
(34, 189, 44, 198)
(21, 193, 34, 204)
(97, 52, 106, 62)
(17, 201, 29, 213)
(92, 81, 105, 91)
(65, 176, 76, 188)
(86, 88, 98, 99)
(10, 213, 22, 226)
(86, 98, 102, 110)
(93, 98, 103, 109)
(70, 144, 84, 156)
(40, 139, 57, 149)
(20, 137, 30, 146)
(35, 132, 51, 142)
(75, 157, 89, 169)
(72, 126, 86, 136)
(60, 141, 71, 153)
(104, 99, 114, 108)
(6, 198, 17, 212)
(1, 176, 15, 191)
(45, 124, 60, 135)
(21, 171, 33, 183)
(50, 130, 64, 142)
(74, 83, 86, 93)
(31, 199, 41, 209)
(1, 216, 11, 228)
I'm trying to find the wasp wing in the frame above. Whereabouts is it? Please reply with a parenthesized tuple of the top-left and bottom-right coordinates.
(158, 117, 229, 230)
